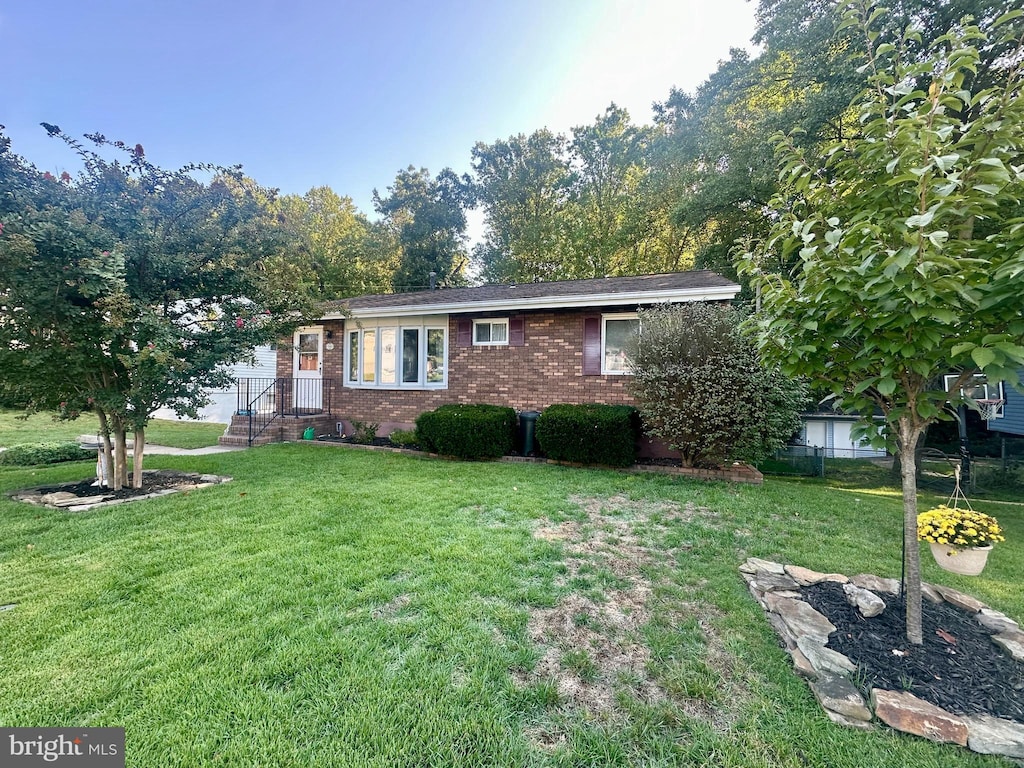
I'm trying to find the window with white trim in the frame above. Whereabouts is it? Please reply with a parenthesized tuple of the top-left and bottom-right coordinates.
(602, 313, 640, 375)
(346, 320, 447, 389)
(473, 318, 508, 346)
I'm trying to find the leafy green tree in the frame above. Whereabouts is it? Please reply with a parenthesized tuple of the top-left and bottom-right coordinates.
(373, 166, 469, 291)
(630, 303, 806, 468)
(278, 186, 398, 299)
(0, 127, 306, 489)
(469, 129, 572, 283)
(740, 1, 1024, 643)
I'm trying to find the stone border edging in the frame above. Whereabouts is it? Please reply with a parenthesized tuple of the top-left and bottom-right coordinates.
(10, 471, 232, 512)
(741, 557, 1024, 759)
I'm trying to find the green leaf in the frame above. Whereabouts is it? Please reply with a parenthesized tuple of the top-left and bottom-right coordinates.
(877, 377, 897, 396)
(970, 347, 996, 369)
(905, 211, 934, 228)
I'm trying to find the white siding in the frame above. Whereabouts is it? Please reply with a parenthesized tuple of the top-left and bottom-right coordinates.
(152, 345, 276, 425)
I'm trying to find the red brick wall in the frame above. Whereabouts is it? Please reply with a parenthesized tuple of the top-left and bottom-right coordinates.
(277, 311, 638, 429)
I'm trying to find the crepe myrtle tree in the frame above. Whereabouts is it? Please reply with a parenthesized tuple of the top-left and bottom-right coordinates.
(739, 2, 1024, 644)
(629, 303, 807, 468)
(0, 125, 309, 489)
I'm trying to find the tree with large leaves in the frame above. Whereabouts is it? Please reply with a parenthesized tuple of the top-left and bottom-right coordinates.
(0, 127, 307, 489)
(740, 1, 1024, 644)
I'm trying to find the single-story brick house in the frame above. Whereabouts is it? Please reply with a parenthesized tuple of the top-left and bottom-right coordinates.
(221, 271, 740, 447)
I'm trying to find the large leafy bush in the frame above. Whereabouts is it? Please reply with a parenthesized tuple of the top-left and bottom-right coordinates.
(630, 303, 806, 468)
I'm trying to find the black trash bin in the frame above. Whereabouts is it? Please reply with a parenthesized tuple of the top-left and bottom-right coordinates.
(518, 410, 540, 456)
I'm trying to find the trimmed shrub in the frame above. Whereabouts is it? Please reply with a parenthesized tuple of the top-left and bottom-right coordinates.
(415, 404, 516, 460)
(0, 441, 95, 466)
(536, 404, 640, 467)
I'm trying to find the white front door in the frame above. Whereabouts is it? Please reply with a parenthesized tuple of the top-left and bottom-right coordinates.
(293, 326, 323, 411)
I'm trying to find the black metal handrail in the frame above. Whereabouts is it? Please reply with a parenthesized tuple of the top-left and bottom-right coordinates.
(237, 377, 335, 446)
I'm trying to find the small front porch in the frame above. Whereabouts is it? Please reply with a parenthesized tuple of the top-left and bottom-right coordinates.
(219, 377, 339, 447)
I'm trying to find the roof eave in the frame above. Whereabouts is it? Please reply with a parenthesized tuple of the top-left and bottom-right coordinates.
(321, 285, 740, 320)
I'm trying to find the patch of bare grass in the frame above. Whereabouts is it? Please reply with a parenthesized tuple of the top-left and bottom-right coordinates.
(516, 493, 737, 731)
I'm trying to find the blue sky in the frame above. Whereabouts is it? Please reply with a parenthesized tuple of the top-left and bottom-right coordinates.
(1, 0, 756, 217)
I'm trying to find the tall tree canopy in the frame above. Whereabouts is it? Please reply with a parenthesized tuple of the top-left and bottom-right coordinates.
(0, 127, 307, 488)
(373, 166, 469, 291)
(277, 186, 398, 299)
(740, 0, 1024, 644)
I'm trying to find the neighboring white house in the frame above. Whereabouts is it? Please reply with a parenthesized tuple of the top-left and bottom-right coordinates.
(152, 345, 277, 425)
(797, 412, 888, 459)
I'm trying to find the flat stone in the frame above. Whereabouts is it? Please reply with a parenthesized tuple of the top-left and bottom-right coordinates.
(851, 573, 901, 595)
(920, 582, 944, 604)
(770, 595, 836, 643)
(0, 604, 15, 612)
(784, 564, 849, 585)
(40, 491, 78, 505)
(796, 636, 857, 676)
(766, 611, 795, 650)
(965, 714, 1024, 759)
(976, 609, 1019, 635)
(199, 474, 222, 484)
(810, 675, 872, 721)
(789, 647, 818, 679)
(53, 494, 109, 507)
(747, 580, 767, 609)
(992, 631, 1024, 661)
(752, 571, 799, 593)
(843, 583, 886, 618)
(870, 689, 968, 746)
(934, 585, 986, 614)
(825, 709, 875, 731)
(739, 560, 757, 574)
(823, 573, 850, 584)
(746, 557, 786, 575)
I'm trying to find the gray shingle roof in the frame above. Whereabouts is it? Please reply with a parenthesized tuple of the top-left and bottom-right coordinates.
(322, 271, 739, 317)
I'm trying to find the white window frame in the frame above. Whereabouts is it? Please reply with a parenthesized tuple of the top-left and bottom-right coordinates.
(473, 318, 509, 346)
(601, 313, 639, 375)
(345, 317, 447, 390)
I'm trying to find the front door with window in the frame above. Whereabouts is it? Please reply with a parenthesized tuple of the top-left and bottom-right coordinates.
(293, 326, 323, 411)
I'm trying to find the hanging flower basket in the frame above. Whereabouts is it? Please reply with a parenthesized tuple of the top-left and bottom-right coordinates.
(918, 505, 1004, 576)
(927, 542, 993, 576)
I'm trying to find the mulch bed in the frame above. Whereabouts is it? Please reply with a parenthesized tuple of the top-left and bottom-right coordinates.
(802, 581, 1024, 724)
(29, 470, 212, 502)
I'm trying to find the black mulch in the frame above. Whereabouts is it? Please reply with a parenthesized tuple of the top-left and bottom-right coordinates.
(29, 470, 207, 501)
(801, 581, 1024, 724)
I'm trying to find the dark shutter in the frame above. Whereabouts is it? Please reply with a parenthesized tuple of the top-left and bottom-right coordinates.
(509, 317, 525, 347)
(457, 319, 473, 348)
(582, 316, 601, 375)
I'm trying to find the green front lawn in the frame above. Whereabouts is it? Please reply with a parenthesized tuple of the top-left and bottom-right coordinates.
(0, 446, 1019, 766)
(0, 409, 226, 450)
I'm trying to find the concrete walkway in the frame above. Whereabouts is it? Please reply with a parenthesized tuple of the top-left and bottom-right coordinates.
(144, 444, 246, 456)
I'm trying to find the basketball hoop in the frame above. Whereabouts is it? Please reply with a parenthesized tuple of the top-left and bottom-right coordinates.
(977, 399, 1005, 421)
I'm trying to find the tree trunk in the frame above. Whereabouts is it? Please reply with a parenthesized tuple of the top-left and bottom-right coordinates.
(111, 415, 128, 491)
(898, 416, 925, 645)
(96, 409, 114, 489)
(132, 425, 145, 489)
